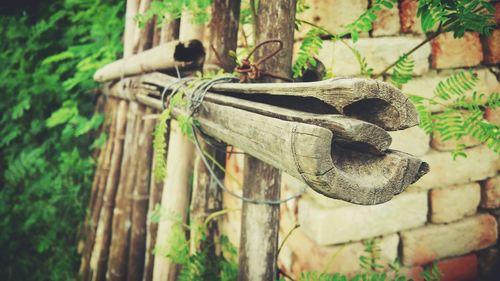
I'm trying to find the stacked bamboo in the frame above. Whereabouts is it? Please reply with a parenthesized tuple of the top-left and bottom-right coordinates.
(79, 0, 178, 280)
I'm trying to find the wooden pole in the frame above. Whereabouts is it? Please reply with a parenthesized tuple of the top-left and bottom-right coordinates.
(152, 11, 205, 281)
(90, 100, 129, 281)
(107, 102, 141, 281)
(127, 106, 156, 281)
(142, 17, 178, 281)
(189, 0, 241, 258)
(237, 1, 296, 280)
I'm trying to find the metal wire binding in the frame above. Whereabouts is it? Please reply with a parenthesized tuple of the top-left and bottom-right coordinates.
(163, 66, 307, 205)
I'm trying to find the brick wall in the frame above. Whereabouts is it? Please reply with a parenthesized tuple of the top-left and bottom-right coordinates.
(222, 1, 500, 280)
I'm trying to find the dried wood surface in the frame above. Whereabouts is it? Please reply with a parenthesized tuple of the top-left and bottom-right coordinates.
(93, 40, 205, 82)
(189, 0, 241, 258)
(133, 73, 392, 154)
(152, 14, 204, 281)
(209, 77, 418, 131)
(236, 1, 297, 281)
(127, 106, 155, 281)
(138, 72, 417, 131)
(106, 102, 142, 281)
(89, 100, 128, 281)
(107, 84, 428, 205)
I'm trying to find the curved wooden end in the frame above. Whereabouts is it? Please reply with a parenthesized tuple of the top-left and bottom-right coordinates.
(290, 124, 429, 205)
(327, 78, 419, 131)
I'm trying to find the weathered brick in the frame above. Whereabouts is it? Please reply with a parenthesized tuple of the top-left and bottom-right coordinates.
(482, 29, 500, 65)
(296, 0, 368, 38)
(402, 69, 500, 112)
(400, 0, 422, 34)
(430, 183, 481, 223)
(400, 214, 498, 266)
(484, 107, 500, 126)
(431, 131, 481, 152)
(290, 233, 399, 277)
(298, 191, 427, 245)
(415, 146, 498, 190)
(481, 175, 500, 209)
(389, 126, 430, 156)
(372, 4, 400, 36)
(431, 32, 483, 69)
(317, 37, 430, 76)
(436, 254, 478, 281)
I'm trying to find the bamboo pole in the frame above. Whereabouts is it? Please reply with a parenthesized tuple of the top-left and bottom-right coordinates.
(237, 1, 297, 280)
(106, 102, 142, 281)
(133, 0, 154, 54)
(152, 11, 205, 281)
(107, 2, 157, 278)
(80, 99, 116, 280)
(142, 17, 178, 281)
(90, 100, 129, 281)
(189, 0, 241, 257)
(127, 106, 156, 281)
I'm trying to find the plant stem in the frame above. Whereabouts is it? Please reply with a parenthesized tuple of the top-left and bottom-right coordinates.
(373, 28, 443, 78)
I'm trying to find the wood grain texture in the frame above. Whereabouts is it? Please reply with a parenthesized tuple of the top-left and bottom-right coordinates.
(93, 40, 205, 82)
(107, 82, 428, 205)
(127, 106, 155, 281)
(189, 0, 241, 260)
(209, 77, 418, 131)
(89, 100, 128, 281)
(139, 72, 418, 131)
(106, 102, 142, 281)
(152, 14, 204, 281)
(237, 2, 296, 281)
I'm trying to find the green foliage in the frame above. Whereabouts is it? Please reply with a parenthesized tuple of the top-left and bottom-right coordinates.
(417, 0, 495, 37)
(409, 70, 499, 159)
(152, 209, 238, 281)
(420, 263, 443, 281)
(344, 0, 397, 42)
(293, 28, 327, 78)
(298, 240, 442, 281)
(0, 1, 124, 280)
(389, 55, 415, 88)
(152, 108, 171, 182)
(135, 0, 212, 27)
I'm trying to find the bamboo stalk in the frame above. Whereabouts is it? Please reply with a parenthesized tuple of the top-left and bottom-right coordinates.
(142, 17, 179, 281)
(133, 0, 154, 54)
(127, 106, 156, 281)
(81, 99, 117, 280)
(93, 39, 205, 83)
(106, 102, 142, 281)
(152, 12, 205, 281)
(90, 100, 129, 281)
(124, 0, 141, 57)
(189, 0, 242, 258)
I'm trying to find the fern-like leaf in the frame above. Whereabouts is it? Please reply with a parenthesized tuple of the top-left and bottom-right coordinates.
(293, 28, 326, 79)
(434, 70, 478, 101)
(390, 55, 414, 88)
(152, 108, 171, 182)
(344, 0, 397, 42)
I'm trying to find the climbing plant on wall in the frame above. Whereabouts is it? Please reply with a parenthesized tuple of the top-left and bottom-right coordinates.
(0, 1, 123, 280)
